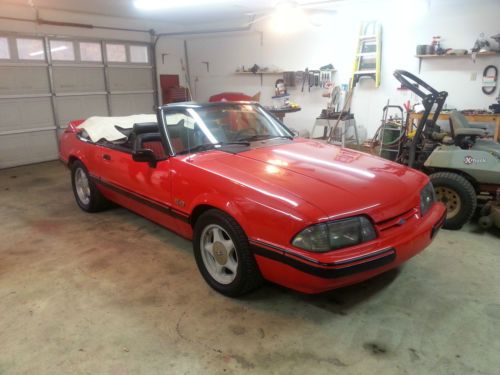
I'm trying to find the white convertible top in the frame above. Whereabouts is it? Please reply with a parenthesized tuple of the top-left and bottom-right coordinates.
(78, 114, 157, 142)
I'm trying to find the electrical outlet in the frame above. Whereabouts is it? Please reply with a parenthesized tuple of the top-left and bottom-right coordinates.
(470, 72, 477, 81)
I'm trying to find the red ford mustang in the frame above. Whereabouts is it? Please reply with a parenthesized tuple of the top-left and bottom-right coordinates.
(59, 102, 446, 296)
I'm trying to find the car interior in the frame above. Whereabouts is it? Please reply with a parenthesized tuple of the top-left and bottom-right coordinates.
(93, 108, 272, 159)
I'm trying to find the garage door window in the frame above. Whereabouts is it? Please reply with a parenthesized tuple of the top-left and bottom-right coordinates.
(0, 37, 10, 59)
(130, 45, 148, 63)
(16, 38, 45, 60)
(106, 43, 127, 62)
(80, 42, 102, 62)
(50, 40, 75, 61)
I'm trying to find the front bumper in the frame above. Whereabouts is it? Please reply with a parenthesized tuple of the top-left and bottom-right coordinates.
(252, 203, 446, 294)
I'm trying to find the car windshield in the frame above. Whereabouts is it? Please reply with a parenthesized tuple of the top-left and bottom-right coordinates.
(162, 103, 293, 154)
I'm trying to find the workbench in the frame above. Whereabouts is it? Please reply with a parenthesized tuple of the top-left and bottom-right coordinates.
(408, 112, 500, 142)
(266, 107, 301, 122)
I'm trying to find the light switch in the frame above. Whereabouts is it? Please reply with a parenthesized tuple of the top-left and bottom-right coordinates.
(470, 72, 477, 81)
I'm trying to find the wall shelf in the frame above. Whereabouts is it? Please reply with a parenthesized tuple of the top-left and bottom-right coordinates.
(235, 71, 284, 85)
(235, 71, 284, 74)
(415, 51, 499, 58)
(416, 51, 500, 72)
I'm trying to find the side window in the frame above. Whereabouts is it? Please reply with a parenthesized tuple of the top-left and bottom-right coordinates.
(129, 45, 149, 63)
(0, 37, 10, 59)
(79, 42, 102, 62)
(17, 38, 45, 60)
(106, 43, 126, 62)
(164, 112, 199, 153)
(50, 40, 75, 61)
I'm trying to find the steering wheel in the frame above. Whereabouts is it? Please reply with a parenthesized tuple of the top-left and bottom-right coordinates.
(235, 127, 258, 140)
(393, 70, 439, 99)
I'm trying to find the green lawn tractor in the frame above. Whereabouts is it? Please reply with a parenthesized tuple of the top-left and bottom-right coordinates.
(391, 70, 500, 230)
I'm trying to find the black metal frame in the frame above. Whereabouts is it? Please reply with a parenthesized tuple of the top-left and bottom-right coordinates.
(393, 70, 448, 167)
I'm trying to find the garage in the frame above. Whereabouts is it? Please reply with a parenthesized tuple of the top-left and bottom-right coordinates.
(0, 0, 499, 373)
(0, 33, 154, 168)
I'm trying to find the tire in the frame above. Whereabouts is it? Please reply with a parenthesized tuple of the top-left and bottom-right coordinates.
(430, 172, 477, 230)
(71, 160, 109, 212)
(478, 215, 493, 229)
(193, 209, 263, 297)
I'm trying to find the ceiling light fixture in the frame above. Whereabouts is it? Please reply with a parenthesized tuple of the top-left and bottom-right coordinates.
(133, 0, 234, 10)
(269, 1, 308, 34)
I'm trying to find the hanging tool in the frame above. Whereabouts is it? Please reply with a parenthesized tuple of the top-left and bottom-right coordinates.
(351, 21, 382, 88)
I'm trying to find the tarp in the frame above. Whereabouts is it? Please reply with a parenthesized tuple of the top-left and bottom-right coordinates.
(78, 114, 157, 142)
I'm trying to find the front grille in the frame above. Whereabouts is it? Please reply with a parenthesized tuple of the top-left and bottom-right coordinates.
(376, 208, 417, 232)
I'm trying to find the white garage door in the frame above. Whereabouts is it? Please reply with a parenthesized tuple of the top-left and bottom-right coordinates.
(0, 34, 155, 169)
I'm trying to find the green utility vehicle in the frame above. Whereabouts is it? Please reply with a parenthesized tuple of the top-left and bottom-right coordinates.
(391, 70, 500, 229)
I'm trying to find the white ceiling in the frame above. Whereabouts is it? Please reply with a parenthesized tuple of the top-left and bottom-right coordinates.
(2, 0, 341, 24)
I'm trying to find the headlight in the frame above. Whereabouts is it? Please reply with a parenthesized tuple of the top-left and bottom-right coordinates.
(420, 182, 436, 216)
(292, 216, 377, 252)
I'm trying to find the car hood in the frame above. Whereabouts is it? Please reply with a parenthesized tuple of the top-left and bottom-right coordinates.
(197, 139, 428, 222)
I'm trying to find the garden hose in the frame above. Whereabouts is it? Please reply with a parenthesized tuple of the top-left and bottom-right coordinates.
(482, 65, 498, 95)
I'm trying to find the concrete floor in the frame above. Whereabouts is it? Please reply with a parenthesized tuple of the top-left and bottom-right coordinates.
(0, 161, 499, 375)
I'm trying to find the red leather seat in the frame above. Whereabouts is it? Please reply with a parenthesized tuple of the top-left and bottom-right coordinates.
(142, 141, 167, 159)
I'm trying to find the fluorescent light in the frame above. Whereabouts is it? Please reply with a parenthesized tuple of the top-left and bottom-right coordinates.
(29, 45, 67, 57)
(134, 0, 234, 10)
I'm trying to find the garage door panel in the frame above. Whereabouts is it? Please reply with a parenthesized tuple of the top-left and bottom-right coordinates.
(52, 67, 106, 93)
(108, 67, 153, 92)
(0, 97, 54, 132)
(55, 95, 108, 126)
(110, 93, 154, 116)
(0, 66, 50, 96)
(0, 130, 58, 169)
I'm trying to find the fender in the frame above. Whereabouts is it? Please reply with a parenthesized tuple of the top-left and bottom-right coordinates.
(187, 192, 249, 232)
(59, 133, 91, 167)
(59, 119, 90, 166)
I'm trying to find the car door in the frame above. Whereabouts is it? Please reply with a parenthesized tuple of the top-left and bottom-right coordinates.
(94, 141, 178, 231)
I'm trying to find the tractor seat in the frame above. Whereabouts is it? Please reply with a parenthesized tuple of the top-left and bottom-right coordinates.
(449, 111, 486, 138)
(454, 127, 485, 137)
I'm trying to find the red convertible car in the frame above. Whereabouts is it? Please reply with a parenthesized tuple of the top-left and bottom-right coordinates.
(60, 102, 446, 296)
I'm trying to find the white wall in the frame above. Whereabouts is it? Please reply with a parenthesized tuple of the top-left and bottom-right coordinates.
(165, 0, 500, 137)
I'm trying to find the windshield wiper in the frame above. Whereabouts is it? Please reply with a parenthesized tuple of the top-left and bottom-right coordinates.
(177, 141, 250, 155)
(237, 134, 294, 142)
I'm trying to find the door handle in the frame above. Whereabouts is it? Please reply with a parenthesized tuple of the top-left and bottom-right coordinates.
(103, 154, 111, 161)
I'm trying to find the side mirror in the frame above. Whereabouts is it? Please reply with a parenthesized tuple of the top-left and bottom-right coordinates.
(133, 149, 157, 168)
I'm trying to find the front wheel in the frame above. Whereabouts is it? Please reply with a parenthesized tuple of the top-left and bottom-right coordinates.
(193, 209, 263, 297)
(71, 161, 109, 212)
(430, 172, 476, 230)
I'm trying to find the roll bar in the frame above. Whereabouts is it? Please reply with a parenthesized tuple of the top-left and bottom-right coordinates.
(393, 70, 448, 168)
(393, 70, 440, 98)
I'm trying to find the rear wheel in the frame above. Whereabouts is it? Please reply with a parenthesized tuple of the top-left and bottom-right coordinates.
(193, 209, 263, 297)
(430, 172, 476, 230)
(71, 160, 109, 212)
